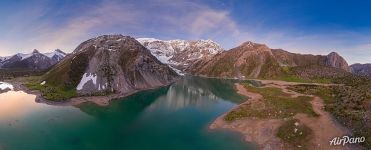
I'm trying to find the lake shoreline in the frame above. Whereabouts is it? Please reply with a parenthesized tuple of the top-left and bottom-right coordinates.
(5, 77, 177, 107)
(209, 81, 360, 150)
(0, 75, 255, 150)
(209, 83, 286, 149)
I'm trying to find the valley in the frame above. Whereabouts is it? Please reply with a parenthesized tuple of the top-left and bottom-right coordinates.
(211, 79, 368, 149)
(0, 76, 254, 150)
(0, 34, 370, 150)
(1, 1, 370, 150)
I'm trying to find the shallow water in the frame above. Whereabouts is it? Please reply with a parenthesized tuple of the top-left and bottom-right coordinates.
(0, 76, 255, 150)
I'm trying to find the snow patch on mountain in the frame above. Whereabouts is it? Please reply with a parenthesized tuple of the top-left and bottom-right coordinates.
(76, 73, 98, 90)
(0, 82, 14, 90)
(136, 38, 224, 75)
(0, 56, 10, 62)
(2, 49, 66, 61)
(44, 49, 66, 59)
(17, 53, 33, 60)
(0, 49, 67, 69)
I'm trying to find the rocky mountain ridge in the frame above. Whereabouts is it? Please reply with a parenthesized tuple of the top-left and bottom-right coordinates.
(136, 38, 224, 74)
(350, 63, 371, 77)
(0, 49, 66, 70)
(42, 35, 179, 97)
(18, 34, 363, 100)
(190, 41, 352, 79)
(326, 52, 351, 72)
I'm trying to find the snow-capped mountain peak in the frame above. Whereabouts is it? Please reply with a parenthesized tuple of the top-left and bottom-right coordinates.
(0, 49, 67, 70)
(44, 49, 67, 60)
(136, 38, 224, 75)
(136, 38, 161, 43)
(32, 49, 40, 53)
(16, 53, 33, 60)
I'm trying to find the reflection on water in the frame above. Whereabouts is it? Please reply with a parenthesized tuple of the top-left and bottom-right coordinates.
(147, 84, 219, 111)
(0, 91, 92, 150)
(182, 76, 246, 103)
(146, 77, 242, 111)
(0, 91, 37, 121)
(0, 77, 254, 150)
(78, 87, 169, 121)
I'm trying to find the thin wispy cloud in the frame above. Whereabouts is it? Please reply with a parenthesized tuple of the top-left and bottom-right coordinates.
(0, 0, 240, 55)
(0, 0, 370, 64)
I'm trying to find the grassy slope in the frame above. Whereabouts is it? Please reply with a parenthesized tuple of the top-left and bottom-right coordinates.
(272, 65, 347, 84)
(206, 54, 237, 77)
(26, 82, 76, 101)
(195, 47, 349, 83)
(224, 83, 317, 149)
(28, 56, 77, 101)
(27, 47, 95, 101)
(288, 75, 371, 148)
(276, 119, 313, 150)
(197, 57, 346, 84)
(224, 83, 317, 122)
(0, 69, 47, 81)
(209, 55, 284, 79)
(24, 76, 77, 101)
(20, 51, 87, 101)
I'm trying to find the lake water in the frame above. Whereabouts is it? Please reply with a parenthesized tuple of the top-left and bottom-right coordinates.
(0, 76, 255, 150)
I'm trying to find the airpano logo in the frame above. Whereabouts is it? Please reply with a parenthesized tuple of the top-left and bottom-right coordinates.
(329, 136, 365, 146)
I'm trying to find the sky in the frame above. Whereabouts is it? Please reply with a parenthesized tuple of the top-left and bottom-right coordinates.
(0, 0, 370, 64)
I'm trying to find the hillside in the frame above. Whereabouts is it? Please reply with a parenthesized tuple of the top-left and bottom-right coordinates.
(137, 38, 223, 74)
(351, 63, 371, 76)
(0, 49, 66, 70)
(31, 35, 179, 100)
(190, 41, 351, 81)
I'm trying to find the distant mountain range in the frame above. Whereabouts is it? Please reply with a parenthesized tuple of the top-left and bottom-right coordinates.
(351, 63, 371, 76)
(189, 41, 351, 79)
(0, 49, 66, 70)
(2, 34, 369, 98)
(42, 35, 178, 96)
(136, 38, 223, 74)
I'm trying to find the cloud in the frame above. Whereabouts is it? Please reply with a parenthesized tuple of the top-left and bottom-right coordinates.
(0, 0, 241, 55)
(35, 0, 143, 52)
(0, 0, 370, 64)
(189, 10, 238, 35)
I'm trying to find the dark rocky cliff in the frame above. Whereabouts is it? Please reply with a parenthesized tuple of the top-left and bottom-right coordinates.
(42, 35, 179, 96)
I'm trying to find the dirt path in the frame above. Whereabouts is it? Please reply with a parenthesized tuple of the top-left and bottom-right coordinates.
(293, 96, 359, 150)
(257, 79, 341, 87)
(210, 83, 285, 149)
(263, 80, 355, 149)
(210, 81, 361, 150)
(235, 83, 263, 101)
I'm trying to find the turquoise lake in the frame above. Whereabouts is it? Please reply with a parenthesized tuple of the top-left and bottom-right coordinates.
(0, 76, 255, 150)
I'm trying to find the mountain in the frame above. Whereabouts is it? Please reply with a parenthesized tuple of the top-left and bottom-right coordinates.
(190, 41, 351, 79)
(42, 35, 179, 96)
(351, 63, 371, 76)
(0, 57, 8, 63)
(272, 50, 350, 71)
(0, 49, 66, 70)
(44, 49, 67, 63)
(326, 52, 351, 72)
(136, 38, 224, 74)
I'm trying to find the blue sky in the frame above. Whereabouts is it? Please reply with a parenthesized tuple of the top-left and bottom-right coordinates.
(0, 0, 370, 64)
